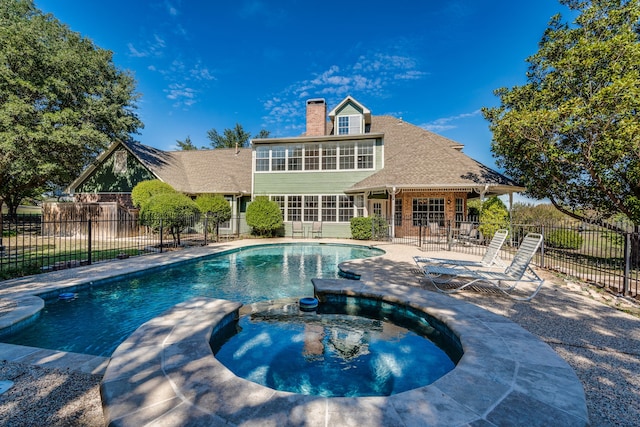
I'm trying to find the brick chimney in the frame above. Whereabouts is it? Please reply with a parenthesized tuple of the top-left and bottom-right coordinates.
(305, 98, 326, 136)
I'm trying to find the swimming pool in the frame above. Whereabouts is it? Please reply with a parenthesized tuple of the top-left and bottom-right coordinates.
(1, 244, 383, 356)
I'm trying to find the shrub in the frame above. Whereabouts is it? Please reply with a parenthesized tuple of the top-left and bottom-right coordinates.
(131, 180, 177, 209)
(478, 196, 509, 241)
(246, 197, 283, 236)
(140, 192, 199, 245)
(351, 217, 372, 240)
(545, 229, 583, 250)
(195, 194, 232, 238)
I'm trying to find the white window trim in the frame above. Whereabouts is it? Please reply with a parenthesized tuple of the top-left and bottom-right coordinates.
(267, 194, 364, 223)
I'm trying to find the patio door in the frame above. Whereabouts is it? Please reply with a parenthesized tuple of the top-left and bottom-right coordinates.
(369, 200, 388, 218)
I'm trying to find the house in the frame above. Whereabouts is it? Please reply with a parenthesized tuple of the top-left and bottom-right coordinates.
(67, 96, 523, 238)
(251, 96, 523, 237)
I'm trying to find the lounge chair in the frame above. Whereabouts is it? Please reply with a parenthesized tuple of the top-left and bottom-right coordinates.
(422, 233, 544, 301)
(292, 221, 304, 238)
(414, 229, 508, 271)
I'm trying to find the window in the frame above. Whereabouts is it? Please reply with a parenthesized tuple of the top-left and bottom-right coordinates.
(339, 143, 355, 170)
(339, 195, 354, 222)
(322, 196, 337, 222)
(304, 144, 320, 170)
(337, 115, 361, 135)
(354, 195, 365, 217)
(271, 196, 285, 218)
(322, 145, 337, 170)
(113, 150, 127, 174)
(455, 198, 464, 226)
(287, 196, 302, 221)
(304, 196, 318, 221)
(395, 198, 403, 226)
(287, 146, 302, 171)
(271, 146, 286, 171)
(256, 147, 269, 171)
(412, 198, 445, 226)
(357, 142, 374, 169)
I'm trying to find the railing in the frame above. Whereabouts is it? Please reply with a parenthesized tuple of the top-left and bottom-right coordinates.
(2, 212, 639, 299)
(390, 215, 639, 299)
(0, 213, 239, 280)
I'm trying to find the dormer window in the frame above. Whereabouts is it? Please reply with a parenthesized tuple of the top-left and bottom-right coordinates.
(337, 115, 362, 135)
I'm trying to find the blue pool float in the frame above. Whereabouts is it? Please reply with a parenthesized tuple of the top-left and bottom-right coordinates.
(299, 297, 319, 311)
(58, 293, 76, 300)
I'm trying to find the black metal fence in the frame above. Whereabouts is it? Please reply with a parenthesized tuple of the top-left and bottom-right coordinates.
(1, 213, 639, 299)
(390, 215, 639, 299)
(0, 213, 239, 280)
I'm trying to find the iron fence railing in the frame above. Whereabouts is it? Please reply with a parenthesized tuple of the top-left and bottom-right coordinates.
(390, 215, 639, 299)
(0, 213, 239, 280)
(2, 212, 639, 299)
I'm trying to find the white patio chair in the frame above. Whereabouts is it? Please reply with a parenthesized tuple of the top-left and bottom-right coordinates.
(414, 229, 508, 271)
(310, 221, 322, 238)
(292, 221, 304, 238)
(422, 233, 545, 301)
(428, 222, 447, 242)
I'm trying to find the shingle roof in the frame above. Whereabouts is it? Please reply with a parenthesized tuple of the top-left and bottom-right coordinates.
(125, 141, 252, 195)
(346, 116, 523, 194)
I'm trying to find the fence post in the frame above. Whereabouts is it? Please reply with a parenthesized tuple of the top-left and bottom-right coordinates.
(539, 224, 545, 268)
(447, 219, 452, 251)
(418, 219, 423, 247)
(203, 214, 208, 245)
(160, 218, 163, 254)
(87, 218, 92, 265)
(624, 231, 631, 296)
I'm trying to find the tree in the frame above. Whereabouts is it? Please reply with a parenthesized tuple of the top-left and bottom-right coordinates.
(176, 136, 198, 150)
(246, 197, 283, 236)
(482, 0, 640, 226)
(0, 0, 142, 217)
(207, 123, 251, 149)
(195, 194, 232, 239)
(255, 129, 271, 139)
(476, 196, 510, 241)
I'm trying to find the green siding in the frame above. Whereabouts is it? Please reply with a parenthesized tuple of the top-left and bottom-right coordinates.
(77, 149, 155, 193)
(337, 101, 363, 116)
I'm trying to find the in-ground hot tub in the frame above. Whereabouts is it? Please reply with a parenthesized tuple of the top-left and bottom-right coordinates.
(100, 278, 588, 426)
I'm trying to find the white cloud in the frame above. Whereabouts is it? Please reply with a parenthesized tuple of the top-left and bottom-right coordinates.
(421, 110, 481, 132)
(164, 83, 197, 108)
(261, 50, 426, 135)
(165, 0, 178, 16)
(127, 34, 166, 58)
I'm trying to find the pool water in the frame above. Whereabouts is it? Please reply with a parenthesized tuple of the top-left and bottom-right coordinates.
(2, 244, 383, 356)
(212, 302, 457, 397)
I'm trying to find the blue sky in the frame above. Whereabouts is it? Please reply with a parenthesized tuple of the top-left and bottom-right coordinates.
(34, 0, 570, 176)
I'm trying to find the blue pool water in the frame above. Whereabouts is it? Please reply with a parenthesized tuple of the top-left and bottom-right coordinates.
(213, 302, 457, 397)
(2, 244, 383, 356)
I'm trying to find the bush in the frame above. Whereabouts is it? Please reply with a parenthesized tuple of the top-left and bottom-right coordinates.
(140, 192, 200, 245)
(545, 229, 583, 250)
(351, 217, 372, 240)
(195, 194, 232, 237)
(478, 196, 509, 241)
(131, 180, 177, 209)
(246, 197, 283, 236)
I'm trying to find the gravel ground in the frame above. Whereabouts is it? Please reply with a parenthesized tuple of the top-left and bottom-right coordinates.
(0, 361, 103, 426)
(0, 267, 638, 426)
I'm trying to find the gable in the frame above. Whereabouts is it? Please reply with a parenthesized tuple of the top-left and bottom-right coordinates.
(75, 146, 156, 193)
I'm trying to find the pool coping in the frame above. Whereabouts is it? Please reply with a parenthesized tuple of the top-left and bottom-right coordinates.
(100, 281, 588, 426)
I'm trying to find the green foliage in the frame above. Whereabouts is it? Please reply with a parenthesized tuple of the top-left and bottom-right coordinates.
(511, 203, 569, 224)
(176, 136, 198, 150)
(195, 194, 232, 221)
(131, 180, 176, 209)
(139, 192, 199, 245)
(545, 229, 583, 250)
(195, 194, 232, 237)
(245, 197, 283, 236)
(350, 217, 372, 240)
(207, 123, 251, 149)
(482, 0, 640, 224)
(0, 0, 141, 216)
(478, 196, 509, 240)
